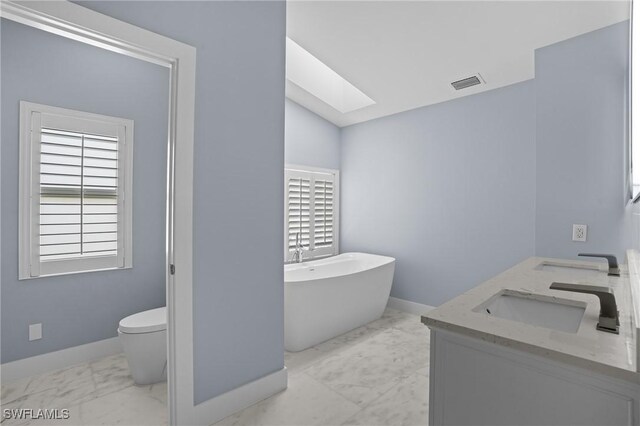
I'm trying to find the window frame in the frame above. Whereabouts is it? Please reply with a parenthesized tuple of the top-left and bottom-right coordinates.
(19, 101, 134, 279)
(284, 164, 339, 262)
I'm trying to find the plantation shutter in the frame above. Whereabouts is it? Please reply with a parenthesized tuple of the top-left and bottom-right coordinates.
(286, 173, 311, 249)
(23, 106, 131, 278)
(285, 167, 338, 260)
(39, 128, 120, 261)
(313, 178, 334, 248)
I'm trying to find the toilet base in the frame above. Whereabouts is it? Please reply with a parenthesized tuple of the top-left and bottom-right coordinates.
(118, 329, 167, 385)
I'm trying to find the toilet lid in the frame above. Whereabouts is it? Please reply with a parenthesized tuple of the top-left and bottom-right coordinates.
(119, 307, 166, 334)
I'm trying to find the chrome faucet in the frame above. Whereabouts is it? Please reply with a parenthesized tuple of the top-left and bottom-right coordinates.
(291, 233, 307, 263)
(549, 282, 619, 334)
(578, 253, 620, 276)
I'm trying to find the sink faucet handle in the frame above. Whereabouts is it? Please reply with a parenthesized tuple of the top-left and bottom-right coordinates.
(549, 282, 619, 334)
(578, 253, 620, 276)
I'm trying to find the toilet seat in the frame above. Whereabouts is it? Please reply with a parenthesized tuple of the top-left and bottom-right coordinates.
(118, 307, 166, 334)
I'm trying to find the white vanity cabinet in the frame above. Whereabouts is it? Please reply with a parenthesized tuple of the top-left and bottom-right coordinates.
(422, 253, 640, 426)
(428, 329, 640, 426)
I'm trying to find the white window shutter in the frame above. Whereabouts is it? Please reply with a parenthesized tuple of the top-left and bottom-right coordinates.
(313, 178, 334, 248)
(285, 167, 339, 261)
(39, 129, 119, 261)
(19, 102, 133, 279)
(286, 174, 311, 250)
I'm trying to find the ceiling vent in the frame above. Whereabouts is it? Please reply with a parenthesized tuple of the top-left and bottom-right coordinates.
(451, 74, 484, 90)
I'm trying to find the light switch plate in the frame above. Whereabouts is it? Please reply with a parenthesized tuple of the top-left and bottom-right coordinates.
(572, 224, 587, 242)
(29, 323, 42, 341)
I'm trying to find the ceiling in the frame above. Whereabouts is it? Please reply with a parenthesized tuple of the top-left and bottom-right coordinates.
(286, 1, 630, 127)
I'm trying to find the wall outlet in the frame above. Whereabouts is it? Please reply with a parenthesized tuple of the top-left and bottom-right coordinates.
(572, 224, 587, 242)
(29, 323, 42, 341)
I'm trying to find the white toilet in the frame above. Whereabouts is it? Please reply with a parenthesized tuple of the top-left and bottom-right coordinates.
(118, 307, 167, 385)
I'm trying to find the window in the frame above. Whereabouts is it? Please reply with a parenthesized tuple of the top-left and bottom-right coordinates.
(19, 102, 133, 278)
(285, 165, 339, 261)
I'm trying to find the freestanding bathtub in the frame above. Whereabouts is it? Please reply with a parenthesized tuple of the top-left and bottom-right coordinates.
(284, 252, 395, 352)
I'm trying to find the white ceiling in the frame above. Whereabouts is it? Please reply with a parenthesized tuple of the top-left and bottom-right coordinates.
(286, 1, 630, 127)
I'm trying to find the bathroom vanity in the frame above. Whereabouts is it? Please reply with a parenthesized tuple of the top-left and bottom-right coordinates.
(422, 251, 640, 426)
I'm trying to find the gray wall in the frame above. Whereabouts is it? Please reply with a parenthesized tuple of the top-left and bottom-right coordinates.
(77, 1, 286, 404)
(335, 22, 636, 307)
(340, 82, 537, 307)
(535, 21, 635, 260)
(1, 20, 168, 362)
(285, 99, 341, 170)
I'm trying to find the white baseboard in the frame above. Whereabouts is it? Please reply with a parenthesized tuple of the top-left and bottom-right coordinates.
(192, 367, 287, 426)
(1, 337, 122, 383)
(387, 296, 435, 316)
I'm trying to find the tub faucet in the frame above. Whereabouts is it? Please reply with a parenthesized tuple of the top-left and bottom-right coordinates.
(578, 253, 620, 276)
(549, 282, 619, 334)
(292, 233, 307, 263)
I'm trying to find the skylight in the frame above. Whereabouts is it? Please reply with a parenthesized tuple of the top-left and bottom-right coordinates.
(286, 38, 375, 114)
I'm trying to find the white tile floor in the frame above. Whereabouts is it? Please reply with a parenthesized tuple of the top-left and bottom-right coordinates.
(2, 354, 167, 426)
(1, 309, 429, 426)
(1, 354, 167, 425)
(215, 309, 430, 426)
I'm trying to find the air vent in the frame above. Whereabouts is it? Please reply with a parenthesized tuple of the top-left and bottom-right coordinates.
(451, 74, 483, 90)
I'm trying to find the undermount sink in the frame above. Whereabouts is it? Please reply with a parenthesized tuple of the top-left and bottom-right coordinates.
(474, 290, 586, 333)
(534, 261, 603, 278)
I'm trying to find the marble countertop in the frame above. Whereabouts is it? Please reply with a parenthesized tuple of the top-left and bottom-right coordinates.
(421, 255, 639, 384)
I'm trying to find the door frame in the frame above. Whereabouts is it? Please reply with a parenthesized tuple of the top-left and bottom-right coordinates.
(0, 2, 196, 424)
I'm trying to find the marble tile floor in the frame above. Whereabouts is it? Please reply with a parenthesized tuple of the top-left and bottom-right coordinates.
(216, 309, 430, 426)
(1, 354, 167, 426)
(1, 308, 429, 426)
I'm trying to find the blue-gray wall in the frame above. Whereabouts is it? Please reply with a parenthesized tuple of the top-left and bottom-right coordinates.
(77, 1, 286, 404)
(535, 21, 635, 260)
(335, 21, 635, 308)
(340, 82, 537, 307)
(1, 20, 168, 362)
(285, 99, 341, 170)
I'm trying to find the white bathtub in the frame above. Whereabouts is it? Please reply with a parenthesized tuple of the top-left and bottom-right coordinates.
(284, 252, 395, 352)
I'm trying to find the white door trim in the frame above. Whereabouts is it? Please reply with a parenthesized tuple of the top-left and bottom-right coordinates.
(0, 2, 196, 424)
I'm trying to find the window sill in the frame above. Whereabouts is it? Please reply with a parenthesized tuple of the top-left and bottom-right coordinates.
(19, 264, 133, 281)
